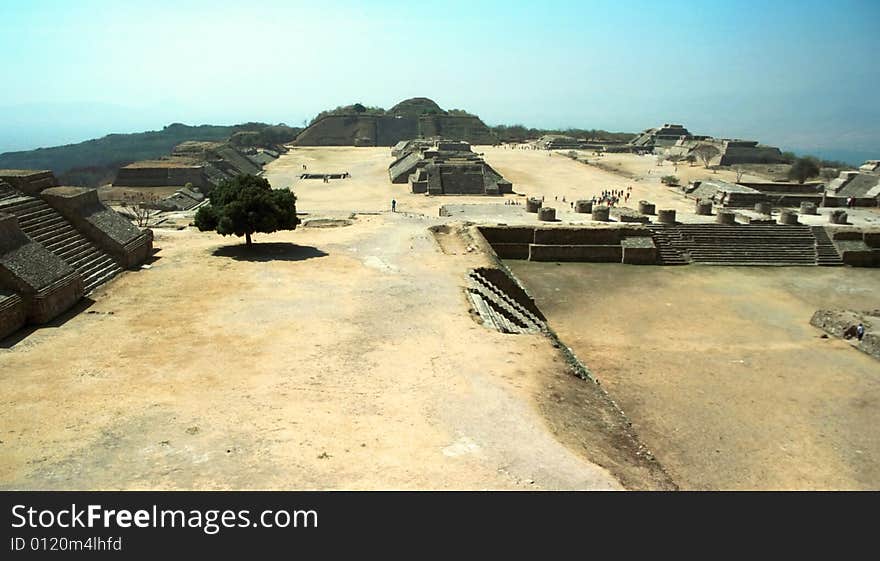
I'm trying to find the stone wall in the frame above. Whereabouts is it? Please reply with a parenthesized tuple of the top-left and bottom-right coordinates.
(0, 170, 58, 195)
(476, 225, 656, 264)
(114, 165, 208, 188)
(294, 113, 496, 147)
(0, 290, 26, 340)
(41, 187, 153, 268)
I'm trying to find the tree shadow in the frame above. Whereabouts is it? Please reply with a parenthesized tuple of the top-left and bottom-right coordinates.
(211, 242, 328, 262)
(0, 297, 95, 348)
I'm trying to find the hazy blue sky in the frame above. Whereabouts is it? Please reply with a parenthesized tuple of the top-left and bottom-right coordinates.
(1, 0, 877, 162)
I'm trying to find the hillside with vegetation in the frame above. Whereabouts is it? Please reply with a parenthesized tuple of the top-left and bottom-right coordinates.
(0, 122, 299, 187)
(490, 124, 635, 143)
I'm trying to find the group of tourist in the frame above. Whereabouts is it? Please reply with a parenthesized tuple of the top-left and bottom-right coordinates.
(592, 187, 632, 207)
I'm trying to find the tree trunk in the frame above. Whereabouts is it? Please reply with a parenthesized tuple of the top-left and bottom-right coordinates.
(246, 232, 252, 246)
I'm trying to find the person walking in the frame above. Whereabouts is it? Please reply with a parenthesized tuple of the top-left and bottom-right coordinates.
(856, 322, 865, 341)
(391, 199, 397, 213)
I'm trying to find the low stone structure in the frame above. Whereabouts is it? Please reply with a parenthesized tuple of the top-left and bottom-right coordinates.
(0, 213, 82, 324)
(591, 206, 610, 222)
(477, 225, 657, 265)
(811, 309, 880, 361)
(389, 138, 513, 195)
(537, 207, 556, 221)
(143, 186, 205, 212)
(611, 206, 651, 223)
(826, 162, 880, 207)
(574, 200, 592, 213)
(113, 142, 264, 193)
(716, 211, 736, 225)
(41, 187, 153, 269)
(0, 170, 59, 195)
(657, 209, 676, 225)
(800, 202, 818, 215)
(695, 201, 713, 215)
(830, 229, 880, 266)
(829, 210, 848, 224)
(638, 200, 656, 215)
(534, 135, 584, 150)
(0, 173, 154, 338)
(778, 210, 799, 225)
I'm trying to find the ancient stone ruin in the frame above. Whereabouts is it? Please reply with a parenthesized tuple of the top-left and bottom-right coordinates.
(534, 135, 584, 150)
(473, 220, 880, 267)
(684, 179, 826, 209)
(0, 171, 152, 339)
(632, 123, 786, 164)
(113, 141, 271, 193)
(388, 139, 513, 195)
(292, 97, 497, 147)
(811, 309, 879, 361)
(466, 267, 547, 334)
(826, 161, 880, 206)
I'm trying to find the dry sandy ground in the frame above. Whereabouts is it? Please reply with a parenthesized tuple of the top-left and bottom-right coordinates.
(508, 262, 880, 490)
(3, 145, 876, 490)
(0, 147, 680, 490)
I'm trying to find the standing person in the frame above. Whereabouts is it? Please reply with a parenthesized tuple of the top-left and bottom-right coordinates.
(856, 323, 865, 341)
(391, 199, 397, 213)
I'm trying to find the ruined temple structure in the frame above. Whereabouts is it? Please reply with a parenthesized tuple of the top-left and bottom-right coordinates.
(113, 141, 270, 193)
(826, 160, 880, 206)
(685, 179, 825, 208)
(631, 123, 786, 165)
(0, 170, 152, 339)
(475, 222, 880, 267)
(292, 97, 497, 147)
(630, 124, 698, 149)
(388, 139, 512, 195)
(534, 135, 584, 150)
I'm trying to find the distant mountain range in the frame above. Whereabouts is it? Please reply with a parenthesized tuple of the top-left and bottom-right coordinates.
(0, 122, 299, 187)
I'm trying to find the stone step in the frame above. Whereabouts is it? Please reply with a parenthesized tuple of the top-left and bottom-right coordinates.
(82, 264, 123, 294)
(33, 226, 82, 247)
(69, 248, 104, 271)
(20, 215, 69, 238)
(60, 242, 98, 264)
(16, 207, 57, 226)
(469, 272, 541, 327)
(468, 282, 536, 332)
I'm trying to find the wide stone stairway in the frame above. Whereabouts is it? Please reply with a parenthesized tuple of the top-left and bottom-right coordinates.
(0, 184, 123, 293)
(648, 223, 842, 266)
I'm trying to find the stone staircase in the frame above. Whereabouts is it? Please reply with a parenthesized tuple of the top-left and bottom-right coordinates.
(467, 270, 546, 334)
(0, 188, 124, 294)
(0, 182, 19, 202)
(647, 226, 690, 265)
(649, 224, 835, 266)
(812, 226, 844, 266)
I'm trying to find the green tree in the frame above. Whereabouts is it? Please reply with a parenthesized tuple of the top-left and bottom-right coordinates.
(787, 157, 820, 184)
(195, 174, 299, 246)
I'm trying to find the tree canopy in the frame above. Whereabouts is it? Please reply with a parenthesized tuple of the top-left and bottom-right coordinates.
(194, 174, 299, 246)
(788, 157, 821, 184)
